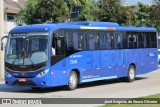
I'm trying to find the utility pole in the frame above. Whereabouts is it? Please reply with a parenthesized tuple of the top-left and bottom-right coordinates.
(0, 0, 4, 78)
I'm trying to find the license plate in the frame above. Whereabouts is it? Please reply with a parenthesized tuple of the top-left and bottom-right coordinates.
(19, 78, 26, 82)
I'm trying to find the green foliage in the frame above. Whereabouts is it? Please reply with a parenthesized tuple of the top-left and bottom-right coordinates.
(16, 0, 69, 24)
(98, 0, 160, 31)
(99, 0, 126, 24)
(77, 0, 99, 21)
(16, 0, 99, 24)
(67, 0, 99, 21)
(15, 0, 39, 24)
(37, 0, 69, 22)
(149, 1, 160, 31)
(15, 0, 160, 32)
(132, 2, 150, 27)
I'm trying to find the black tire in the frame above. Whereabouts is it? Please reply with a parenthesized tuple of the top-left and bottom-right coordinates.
(67, 71, 78, 90)
(125, 65, 136, 82)
(31, 87, 41, 90)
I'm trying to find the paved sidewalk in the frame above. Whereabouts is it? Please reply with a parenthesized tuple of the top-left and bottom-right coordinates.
(0, 78, 4, 82)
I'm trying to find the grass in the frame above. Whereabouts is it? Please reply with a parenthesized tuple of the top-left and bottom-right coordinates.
(144, 93, 160, 98)
(101, 94, 160, 107)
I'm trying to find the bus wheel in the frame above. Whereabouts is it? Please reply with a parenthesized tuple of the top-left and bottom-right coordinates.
(126, 65, 136, 82)
(67, 71, 78, 90)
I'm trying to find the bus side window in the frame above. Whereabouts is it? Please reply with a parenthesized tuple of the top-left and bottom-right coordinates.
(78, 33, 84, 50)
(99, 33, 107, 50)
(85, 32, 98, 50)
(66, 31, 78, 55)
(128, 33, 137, 48)
(52, 34, 56, 56)
(106, 32, 113, 49)
(138, 33, 144, 48)
(142, 32, 147, 48)
(150, 32, 157, 48)
(56, 36, 66, 55)
(53, 31, 66, 56)
(99, 32, 113, 50)
(114, 33, 123, 49)
(122, 32, 127, 49)
(146, 32, 151, 48)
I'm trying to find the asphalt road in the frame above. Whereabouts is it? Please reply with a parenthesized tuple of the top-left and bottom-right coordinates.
(0, 69, 160, 107)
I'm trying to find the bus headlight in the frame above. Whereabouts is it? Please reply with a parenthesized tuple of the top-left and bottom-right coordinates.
(5, 71, 12, 77)
(37, 69, 49, 78)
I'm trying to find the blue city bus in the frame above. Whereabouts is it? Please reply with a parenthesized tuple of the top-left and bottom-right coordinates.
(2, 21, 158, 90)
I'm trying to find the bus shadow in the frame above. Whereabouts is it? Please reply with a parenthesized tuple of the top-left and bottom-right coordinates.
(0, 83, 65, 93)
(0, 77, 148, 93)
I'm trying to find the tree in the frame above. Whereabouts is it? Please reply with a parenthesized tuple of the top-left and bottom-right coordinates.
(15, 0, 39, 24)
(122, 6, 134, 25)
(149, 1, 160, 31)
(77, 0, 99, 21)
(67, 0, 99, 21)
(37, 0, 69, 22)
(16, 0, 69, 24)
(131, 2, 150, 27)
(66, 0, 99, 21)
(99, 0, 125, 24)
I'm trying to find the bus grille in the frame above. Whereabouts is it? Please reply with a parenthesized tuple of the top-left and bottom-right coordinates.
(13, 80, 37, 86)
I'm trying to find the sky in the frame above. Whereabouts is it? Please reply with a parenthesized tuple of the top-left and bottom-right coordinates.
(122, 0, 155, 5)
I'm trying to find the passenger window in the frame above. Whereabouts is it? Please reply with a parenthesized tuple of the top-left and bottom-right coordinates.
(85, 32, 98, 50)
(141, 33, 147, 48)
(78, 33, 85, 50)
(138, 33, 145, 48)
(145, 32, 157, 48)
(150, 32, 157, 48)
(88, 34, 96, 50)
(52, 30, 66, 56)
(114, 32, 123, 49)
(66, 32, 78, 51)
(99, 32, 113, 50)
(145, 32, 151, 48)
(127, 33, 138, 48)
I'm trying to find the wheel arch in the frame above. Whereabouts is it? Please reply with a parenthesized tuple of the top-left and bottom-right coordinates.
(129, 63, 136, 70)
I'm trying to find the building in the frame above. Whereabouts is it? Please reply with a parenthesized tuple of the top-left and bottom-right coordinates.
(0, 0, 25, 78)
(4, 0, 25, 35)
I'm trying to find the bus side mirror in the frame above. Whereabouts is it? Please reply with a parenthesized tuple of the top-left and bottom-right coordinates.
(1, 36, 8, 51)
(1, 42, 3, 51)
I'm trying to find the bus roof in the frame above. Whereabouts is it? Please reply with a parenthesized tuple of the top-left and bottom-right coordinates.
(10, 21, 157, 33)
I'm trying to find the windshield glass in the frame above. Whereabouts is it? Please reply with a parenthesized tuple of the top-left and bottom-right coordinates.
(5, 32, 49, 66)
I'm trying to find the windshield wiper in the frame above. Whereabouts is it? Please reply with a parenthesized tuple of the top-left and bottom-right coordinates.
(11, 57, 17, 66)
(28, 57, 35, 65)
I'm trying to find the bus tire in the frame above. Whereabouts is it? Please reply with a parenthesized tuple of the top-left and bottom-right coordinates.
(67, 71, 78, 90)
(126, 65, 136, 82)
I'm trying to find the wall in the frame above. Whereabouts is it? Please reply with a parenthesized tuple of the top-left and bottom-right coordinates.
(0, 0, 4, 78)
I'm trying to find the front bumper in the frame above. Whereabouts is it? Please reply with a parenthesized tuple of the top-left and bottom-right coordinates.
(5, 72, 50, 88)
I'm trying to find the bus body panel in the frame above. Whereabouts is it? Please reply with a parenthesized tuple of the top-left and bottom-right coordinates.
(4, 22, 158, 88)
(49, 48, 157, 86)
(5, 49, 158, 88)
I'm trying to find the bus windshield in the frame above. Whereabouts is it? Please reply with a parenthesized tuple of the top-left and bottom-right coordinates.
(5, 32, 49, 66)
